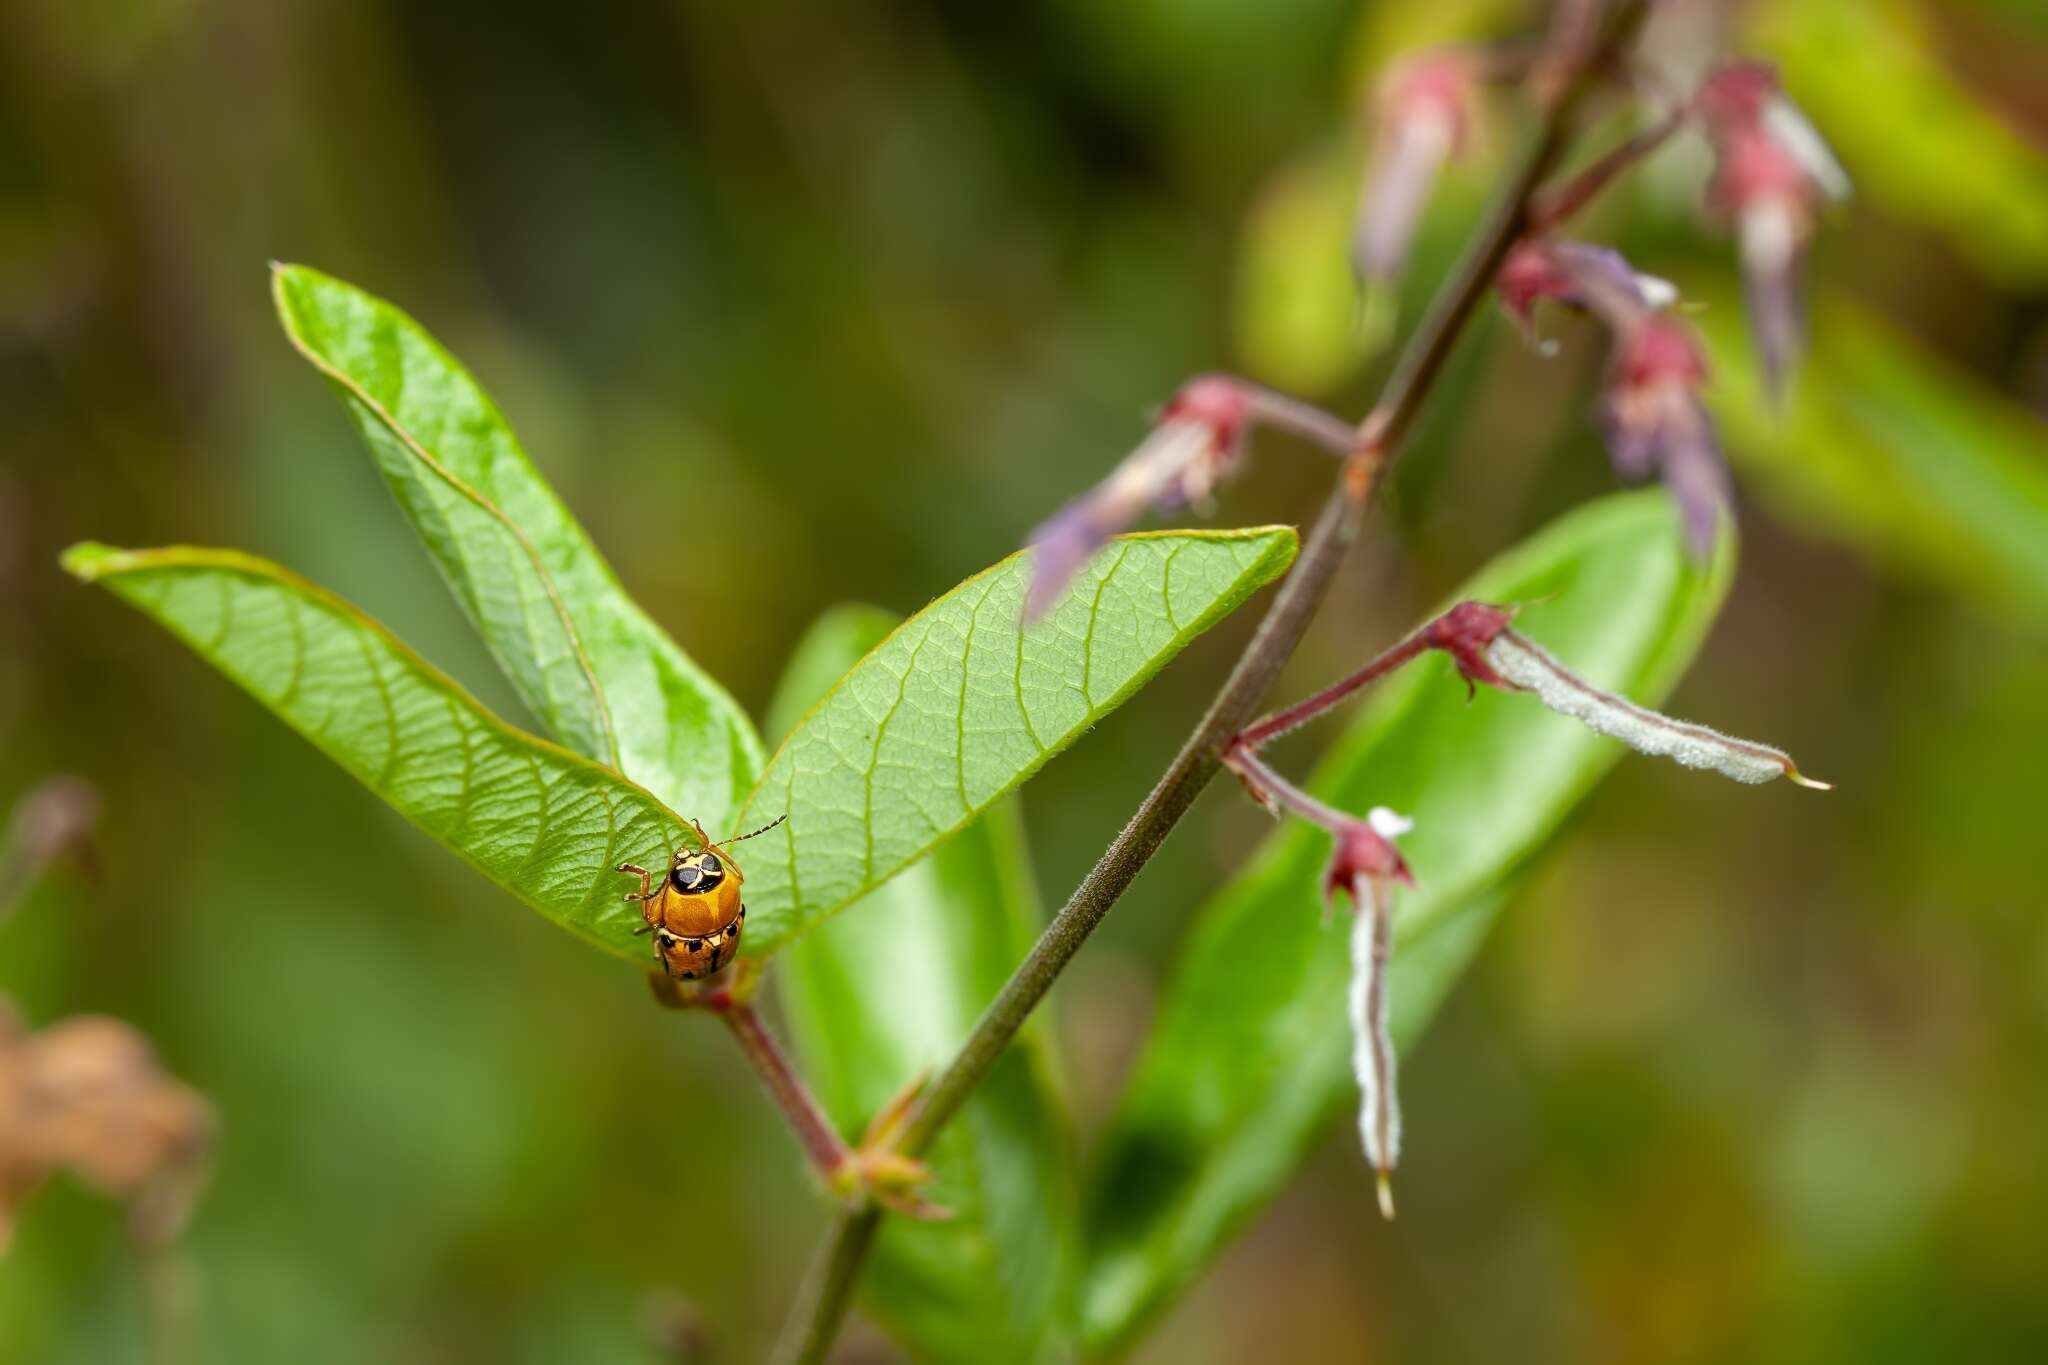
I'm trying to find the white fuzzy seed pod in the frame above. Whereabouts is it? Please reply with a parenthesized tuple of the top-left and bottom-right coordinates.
(1348, 873, 1400, 1219)
(1485, 629, 1830, 788)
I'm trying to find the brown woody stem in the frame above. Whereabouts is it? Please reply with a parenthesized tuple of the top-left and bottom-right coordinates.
(776, 5, 1646, 1360)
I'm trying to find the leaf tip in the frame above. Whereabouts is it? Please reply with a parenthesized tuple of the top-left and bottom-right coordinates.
(269, 261, 305, 324)
(1786, 767, 1833, 791)
(1376, 1169, 1397, 1222)
(59, 542, 120, 583)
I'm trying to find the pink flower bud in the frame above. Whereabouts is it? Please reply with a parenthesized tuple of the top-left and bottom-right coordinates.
(1353, 53, 1477, 287)
(1491, 240, 1729, 553)
(1497, 241, 1676, 347)
(1025, 376, 1352, 621)
(1321, 808, 1415, 908)
(1024, 376, 1249, 620)
(1696, 62, 1849, 402)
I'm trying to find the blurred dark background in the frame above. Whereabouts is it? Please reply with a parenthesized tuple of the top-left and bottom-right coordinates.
(3, 0, 2046, 1360)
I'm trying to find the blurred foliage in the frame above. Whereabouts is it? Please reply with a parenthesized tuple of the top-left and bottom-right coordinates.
(1704, 296, 2048, 621)
(4, 0, 2047, 1362)
(1753, 0, 2048, 288)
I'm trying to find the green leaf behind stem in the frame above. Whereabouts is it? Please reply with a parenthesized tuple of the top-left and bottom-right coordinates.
(1077, 491, 1737, 1351)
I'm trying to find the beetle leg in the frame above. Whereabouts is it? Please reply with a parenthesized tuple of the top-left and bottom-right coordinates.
(616, 862, 655, 902)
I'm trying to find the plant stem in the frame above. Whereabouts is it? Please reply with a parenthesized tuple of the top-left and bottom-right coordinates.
(777, 5, 1645, 1359)
(1231, 629, 1435, 751)
(719, 1000, 852, 1183)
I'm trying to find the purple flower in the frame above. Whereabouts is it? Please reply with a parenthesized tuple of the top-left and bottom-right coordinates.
(1696, 62, 1849, 403)
(1495, 239, 1729, 557)
(1025, 376, 1355, 621)
(1024, 377, 1249, 621)
(1603, 314, 1728, 556)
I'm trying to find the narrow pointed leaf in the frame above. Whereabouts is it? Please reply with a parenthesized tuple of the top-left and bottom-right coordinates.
(62, 543, 690, 962)
(736, 526, 1298, 957)
(771, 607, 1074, 1365)
(1078, 492, 1736, 1351)
(272, 264, 764, 831)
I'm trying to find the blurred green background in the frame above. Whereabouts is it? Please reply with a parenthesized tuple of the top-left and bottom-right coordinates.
(4, 0, 2046, 1360)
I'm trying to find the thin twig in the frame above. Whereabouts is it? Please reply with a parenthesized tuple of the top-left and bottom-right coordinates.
(655, 966, 855, 1185)
(720, 1002, 853, 1181)
(776, 5, 1646, 1359)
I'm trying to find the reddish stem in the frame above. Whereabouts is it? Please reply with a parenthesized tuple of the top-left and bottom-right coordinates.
(1528, 105, 1688, 232)
(1234, 600, 1517, 753)
(1245, 385, 1366, 457)
(1233, 630, 1435, 751)
(717, 1002, 851, 1182)
(1221, 744, 1361, 836)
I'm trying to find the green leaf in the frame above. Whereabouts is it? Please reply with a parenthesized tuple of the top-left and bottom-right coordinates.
(272, 264, 764, 833)
(771, 607, 1074, 1365)
(1749, 0, 2048, 287)
(736, 526, 1299, 958)
(1076, 492, 1736, 1351)
(1704, 296, 2048, 619)
(62, 543, 690, 963)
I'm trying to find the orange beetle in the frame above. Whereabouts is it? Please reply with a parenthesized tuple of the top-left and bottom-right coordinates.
(618, 817, 785, 981)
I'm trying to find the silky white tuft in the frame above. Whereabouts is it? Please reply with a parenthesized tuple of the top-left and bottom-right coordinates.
(1367, 806, 1414, 839)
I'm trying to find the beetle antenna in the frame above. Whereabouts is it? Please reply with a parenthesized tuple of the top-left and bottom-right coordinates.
(722, 814, 789, 847)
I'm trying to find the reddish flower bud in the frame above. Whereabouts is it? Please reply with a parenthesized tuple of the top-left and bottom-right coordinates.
(1696, 62, 1849, 402)
(1321, 807, 1416, 908)
(1420, 599, 1520, 695)
(1025, 378, 1247, 620)
(1491, 240, 1728, 552)
(1025, 375, 1352, 621)
(1497, 240, 1675, 344)
(1353, 53, 1477, 287)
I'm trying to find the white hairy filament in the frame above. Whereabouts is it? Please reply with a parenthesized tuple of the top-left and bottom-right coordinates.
(1348, 873, 1400, 1219)
(1485, 629, 1829, 788)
